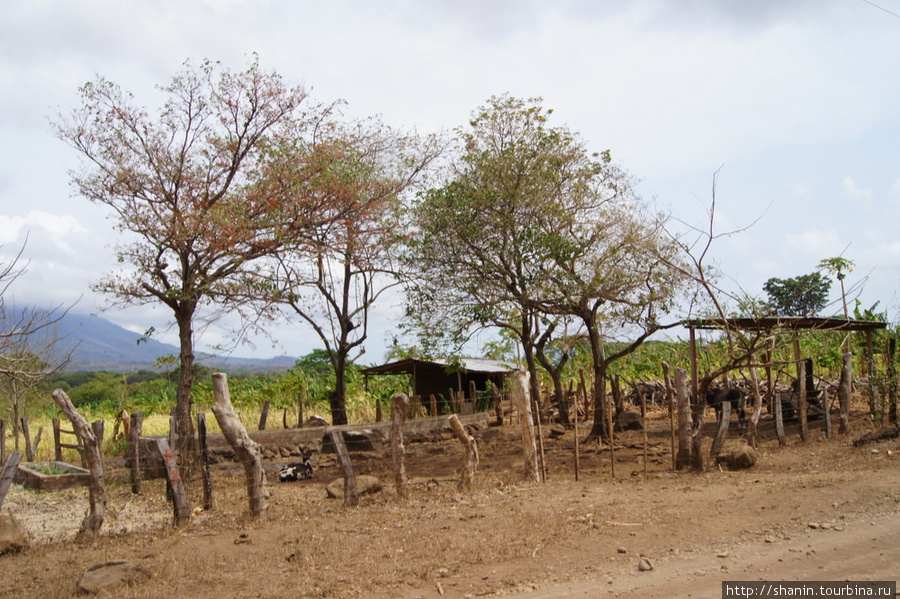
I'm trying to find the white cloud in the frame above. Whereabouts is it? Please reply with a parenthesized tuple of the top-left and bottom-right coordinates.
(842, 177, 873, 208)
(890, 178, 900, 207)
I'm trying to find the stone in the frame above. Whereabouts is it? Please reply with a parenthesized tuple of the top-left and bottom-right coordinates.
(326, 475, 382, 499)
(0, 514, 27, 554)
(637, 558, 653, 571)
(726, 444, 757, 470)
(76, 560, 151, 594)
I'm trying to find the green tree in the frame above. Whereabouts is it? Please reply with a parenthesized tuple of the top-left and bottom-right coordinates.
(762, 272, 831, 316)
(56, 58, 318, 459)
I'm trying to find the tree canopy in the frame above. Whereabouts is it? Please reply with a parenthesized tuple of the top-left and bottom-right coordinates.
(763, 272, 831, 317)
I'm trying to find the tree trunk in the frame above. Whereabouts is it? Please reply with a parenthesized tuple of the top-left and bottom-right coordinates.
(52, 389, 107, 539)
(330, 351, 349, 426)
(675, 368, 692, 470)
(175, 308, 198, 461)
(211, 373, 269, 517)
(448, 414, 479, 492)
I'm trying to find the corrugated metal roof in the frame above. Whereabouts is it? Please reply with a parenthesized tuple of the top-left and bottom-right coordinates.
(360, 357, 519, 375)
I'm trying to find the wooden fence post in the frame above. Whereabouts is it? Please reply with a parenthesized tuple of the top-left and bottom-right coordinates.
(675, 368, 692, 470)
(155, 438, 191, 526)
(19, 418, 32, 462)
(51, 389, 107, 539)
(390, 393, 409, 500)
(448, 414, 478, 492)
(197, 413, 213, 511)
(258, 400, 270, 431)
(512, 371, 541, 483)
(0, 452, 23, 510)
(329, 430, 359, 507)
(212, 373, 269, 516)
(129, 411, 143, 494)
(0, 419, 6, 465)
(839, 352, 853, 434)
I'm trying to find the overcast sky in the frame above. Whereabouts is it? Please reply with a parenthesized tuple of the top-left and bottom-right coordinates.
(2, 0, 899, 363)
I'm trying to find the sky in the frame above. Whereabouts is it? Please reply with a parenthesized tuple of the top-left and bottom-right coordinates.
(1, 0, 900, 364)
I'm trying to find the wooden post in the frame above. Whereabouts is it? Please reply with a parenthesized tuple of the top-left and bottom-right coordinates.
(774, 390, 786, 447)
(640, 389, 648, 475)
(0, 419, 6, 465)
(0, 452, 23, 510)
(155, 438, 191, 526)
(52, 418, 61, 461)
(793, 333, 808, 442)
(662, 362, 676, 470)
(512, 371, 541, 483)
(197, 413, 213, 511)
(430, 394, 438, 418)
(258, 400, 270, 431)
(329, 429, 359, 507)
(675, 368, 692, 470)
(839, 352, 853, 434)
(606, 380, 616, 478)
(448, 414, 478, 491)
(468, 380, 476, 415)
(212, 373, 269, 516)
(533, 397, 546, 482)
(19, 418, 32, 462)
(390, 393, 409, 500)
(129, 411, 143, 494)
(709, 401, 731, 458)
(375, 396, 383, 423)
(51, 389, 107, 539)
(748, 366, 764, 447)
(889, 338, 898, 425)
(491, 382, 503, 426)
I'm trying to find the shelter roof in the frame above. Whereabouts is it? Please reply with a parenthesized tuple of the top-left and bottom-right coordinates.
(360, 357, 518, 376)
(683, 316, 888, 333)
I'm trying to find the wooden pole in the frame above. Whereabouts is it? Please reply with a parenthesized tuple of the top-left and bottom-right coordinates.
(430, 394, 438, 418)
(19, 418, 32, 462)
(51, 389, 107, 539)
(129, 411, 143, 494)
(329, 429, 359, 507)
(573, 382, 581, 482)
(675, 368, 692, 470)
(155, 438, 191, 526)
(211, 373, 269, 517)
(390, 393, 409, 500)
(52, 418, 62, 462)
(197, 413, 213, 511)
(889, 338, 898, 425)
(640, 389, 648, 475)
(774, 390, 786, 447)
(793, 333, 808, 442)
(606, 380, 616, 479)
(709, 401, 731, 458)
(448, 414, 479, 492)
(1, 419, 7, 465)
(662, 362, 676, 470)
(491, 382, 503, 425)
(258, 400, 270, 431)
(297, 390, 305, 428)
(512, 371, 541, 483)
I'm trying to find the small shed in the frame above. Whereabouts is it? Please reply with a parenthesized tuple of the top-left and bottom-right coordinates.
(360, 357, 517, 406)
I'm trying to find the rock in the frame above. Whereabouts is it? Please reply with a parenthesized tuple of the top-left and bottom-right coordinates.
(726, 444, 757, 470)
(77, 560, 151, 594)
(637, 558, 653, 571)
(616, 547, 628, 554)
(616, 411, 643, 432)
(321, 429, 383, 453)
(0, 514, 27, 554)
(717, 551, 730, 558)
(326, 475, 382, 499)
(548, 425, 567, 439)
(305, 415, 329, 427)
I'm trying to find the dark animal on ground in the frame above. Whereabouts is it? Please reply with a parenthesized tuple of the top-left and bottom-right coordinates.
(706, 387, 747, 428)
(278, 459, 313, 482)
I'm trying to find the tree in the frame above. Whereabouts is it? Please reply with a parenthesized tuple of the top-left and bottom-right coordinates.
(763, 272, 831, 316)
(56, 58, 317, 459)
(267, 117, 442, 424)
(0, 242, 74, 445)
(406, 95, 689, 434)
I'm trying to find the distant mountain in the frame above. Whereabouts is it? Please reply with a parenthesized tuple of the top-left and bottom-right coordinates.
(48, 311, 297, 373)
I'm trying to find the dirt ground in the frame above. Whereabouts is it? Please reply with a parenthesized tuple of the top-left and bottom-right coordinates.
(1, 408, 899, 599)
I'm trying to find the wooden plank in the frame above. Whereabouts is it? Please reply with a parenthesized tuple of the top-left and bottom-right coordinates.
(155, 438, 191, 526)
(0, 451, 23, 510)
(329, 429, 358, 507)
